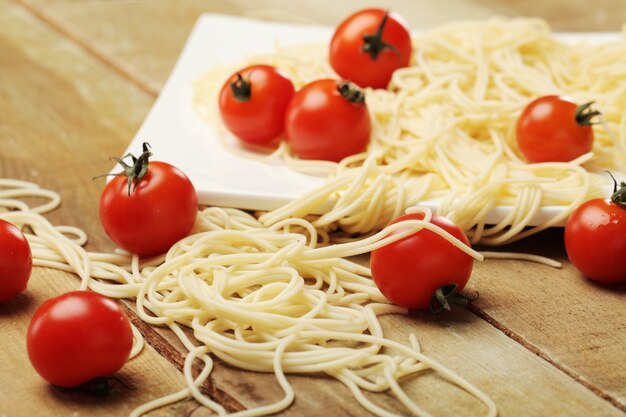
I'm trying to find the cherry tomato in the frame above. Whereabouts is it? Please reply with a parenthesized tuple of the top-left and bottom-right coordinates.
(285, 79, 370, 162)
(516, 95, 597, 163)
(330, 9, 412, 89)
(370, 212, 474, 311)
(0, 219, 32, 302)
(565, 177, 626, 284)
(27, 291, 133, 388)
(99, 144, 197, 256)
(218, 64, 295, 145)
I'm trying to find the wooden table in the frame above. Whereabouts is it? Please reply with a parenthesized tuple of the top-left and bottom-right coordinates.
(1, 1, 625, 416)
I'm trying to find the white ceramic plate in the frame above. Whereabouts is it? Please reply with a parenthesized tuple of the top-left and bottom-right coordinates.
(120, 14, 624, 225)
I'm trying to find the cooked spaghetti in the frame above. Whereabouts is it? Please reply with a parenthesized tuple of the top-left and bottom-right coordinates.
(194, 18, 626, 245)
(1, 178, 497, 417)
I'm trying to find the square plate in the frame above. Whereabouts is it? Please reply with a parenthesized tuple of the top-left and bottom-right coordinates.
(124, 14, 330, 212)
(120, 14, 623, 225)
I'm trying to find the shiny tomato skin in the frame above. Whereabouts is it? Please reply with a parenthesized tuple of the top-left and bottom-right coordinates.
(0, 219, 32, 302)
(285, 79, 370, 162)
(99, 161, 197, 256)
(565, 198, 626, 284)
(370, 213, 474, 309)
(218, 64, 295, 145)
(516, 95, 594, 163)
(330, 8, 412, 89)
(27, 291, 133, 388)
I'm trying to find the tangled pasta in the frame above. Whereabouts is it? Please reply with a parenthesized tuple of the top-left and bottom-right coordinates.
(194, 18, 626, 245)
(1, 178, 498, 417)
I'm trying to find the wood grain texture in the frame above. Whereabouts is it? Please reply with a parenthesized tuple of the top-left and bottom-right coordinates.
(470, 229, 626, 410)
(183, 309, 626, 417)
(19, 0, 626, 95)
(0, 268, 191, 417)
(120, 304, 247, 414)
(473, 0, 626, 31)
(0, 0, 152, 252)
(0, 2, 188, 415)
(13, 0, 493, 94)
(2, 0, 626, 416)
(127, 297, 626, 417)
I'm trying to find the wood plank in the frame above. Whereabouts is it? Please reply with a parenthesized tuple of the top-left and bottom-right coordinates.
(0, 267, 193, 417)
(15, 0, 626, 96)
(473, 0, 626, 31)
(5, 271, 623, 417)
(470, 229, 626, 410)
(15, 0, 495, 94)
(0, 2, 212, 415)
(0, 0, 152, 252)
(188, 308, 626, 417)
(215, 311, 623, 417)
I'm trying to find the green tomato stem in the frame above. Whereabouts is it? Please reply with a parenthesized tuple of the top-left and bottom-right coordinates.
(607, 171, 626, 209)
(575, 101, 601, 126)
(337, 81, 366, 104)
(428, 284, 477, 314)
(93, 142, 152, 196)
(230, 73, 252, 102)
(362, 10, 401, 60)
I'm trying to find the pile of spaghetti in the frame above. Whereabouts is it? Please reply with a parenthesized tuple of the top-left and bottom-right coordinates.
(4, 17, 626, 417)
(195, 17, 626, 245)
(2, 178, 494, 417)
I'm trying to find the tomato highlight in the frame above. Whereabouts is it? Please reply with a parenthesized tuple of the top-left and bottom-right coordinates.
(0, 219, 32, 302)
(27, 291, 133, 388)
(370, 213, 474, 311)
(330, 8, 412, 89)
(285, 79, 370, 162)
(218, 64, 295, 145)
(98, 143, 198, 256)
(565, 173, 626, 284)
(516, 95, 598, 163)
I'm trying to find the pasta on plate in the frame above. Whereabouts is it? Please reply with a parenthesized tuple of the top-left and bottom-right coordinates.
(194, 17, 626, 245)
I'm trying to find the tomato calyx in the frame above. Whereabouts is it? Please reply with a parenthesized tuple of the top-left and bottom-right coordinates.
(337, 81, 365, 104)
(230, 73, 252, 102)
(574, 101, 601, 127)
(428, 284, 476, 314)
(95, 142, 152, 196)
(607, 171, 626, 208)
(362, 10, 401, 60)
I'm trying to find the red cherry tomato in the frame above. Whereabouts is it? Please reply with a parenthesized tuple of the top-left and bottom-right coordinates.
(285, 79, 370, 162)
(565, 178, 626, 284)
(330, 8, 412, 89)
(370, 212, 474, 310)
(218, 64, 295, 145)
(0, 219, 32, 302)
(516, 95, 597, 163)
(99, 145, 197, 256)
(27, 291, 133, 388)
